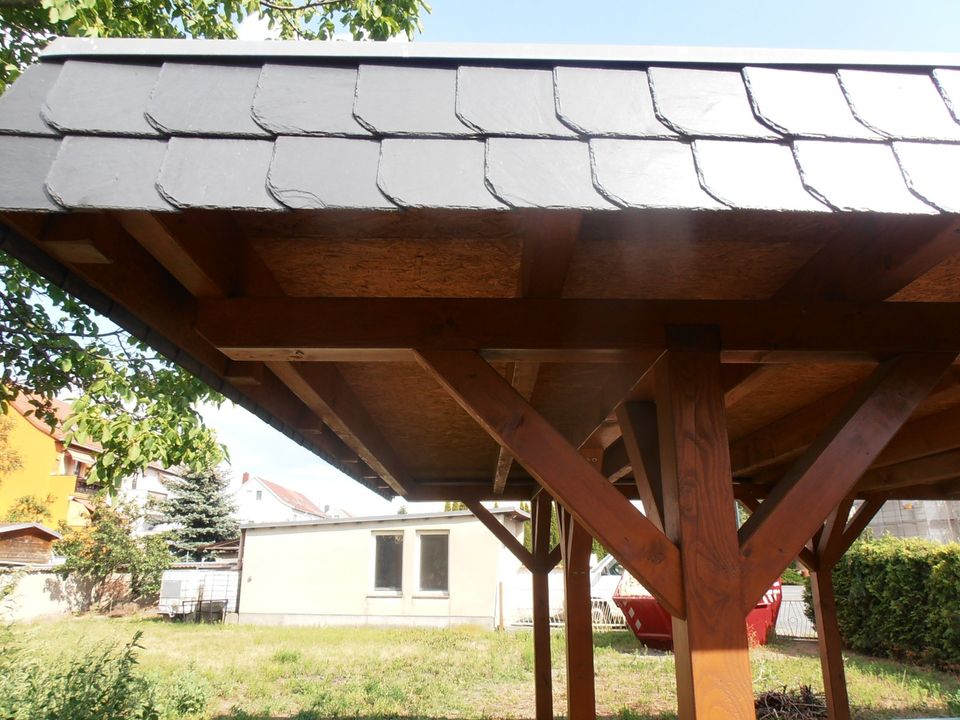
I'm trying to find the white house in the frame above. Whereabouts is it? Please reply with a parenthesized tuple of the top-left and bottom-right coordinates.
(234, 473, 327, 525)
(117, 465, 183, 535)
(237, 508, 528, 629)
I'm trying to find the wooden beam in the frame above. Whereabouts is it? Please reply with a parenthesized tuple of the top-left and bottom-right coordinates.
(872, 403, 960, 470)
(832, 496, 887, 566)
(811, 569, 850, 720)
(859, 448, 960, 492)
(615, 402, 665, 531)
(464, 500, 534, 572)
(492, 362, 540, 494)
(414, 349, 684, 618)
(655, 331, 755, 720)
(816, 499, 854, 570)
(531, 493, 554, 720)
(518, 210, 581, 299)
(267, 361, 412, 496)
(197, 297, 960, 359)
(738, 353, 956, 612)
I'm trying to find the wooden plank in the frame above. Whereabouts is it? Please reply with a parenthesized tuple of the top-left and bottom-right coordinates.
(739, 353, 956, 612)
(414, 349, 684, 617)
(518, 210, 581, 298)
(197, 297, 960, 359)
(493, 362, 540, 494)
(557, 499, 597, 720)
(531, 493, 554, 720)
(616, 402, 665, 531)
(464, 500, 534, 571)
(833, 496, 887, 565)
(859, 448, 960, 492)
(267, 361, 412, 495)
(872, 404, 960, 469)
(655, 336, 755, 720)
(816, 499, 854, 571)
(811, 569, 851, 720)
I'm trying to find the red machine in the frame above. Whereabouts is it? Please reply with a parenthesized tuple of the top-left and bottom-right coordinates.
(613, 573, 783, 649)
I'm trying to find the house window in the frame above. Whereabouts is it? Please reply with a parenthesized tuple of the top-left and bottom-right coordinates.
(255, 490, 262, 501)
(131, 476, 138, 490)
(418, 532, 449, 593)
(373, 533, 403, 592)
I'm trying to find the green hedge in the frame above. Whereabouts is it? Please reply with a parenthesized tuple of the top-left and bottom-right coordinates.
(806, 535, 960, 670)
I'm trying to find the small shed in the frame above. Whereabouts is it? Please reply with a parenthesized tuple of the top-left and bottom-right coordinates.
(238, 509, 527, 628)
(0, 523, 61, 565)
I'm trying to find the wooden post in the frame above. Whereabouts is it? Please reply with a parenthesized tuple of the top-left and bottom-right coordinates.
(558, 484, 597, 720)
(531, 492, 554, 720)
(811, 569, 849, 720)
(655, 328, 754, 720)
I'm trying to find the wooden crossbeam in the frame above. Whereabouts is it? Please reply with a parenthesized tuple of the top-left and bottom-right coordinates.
(830, 496, 887, 566)
(615, 402, 665, 531)
(872, 403, 960, 469)
(197, 297, 960, 360)
(816, 499, 854, 568)
(492, 362, 540, 494)
(859, 448, 960, 492)
(415, 349, 684, 618)
(464, 501, 534, 571)
(738, 353, 956, 612)
(530, 492, 554, 720)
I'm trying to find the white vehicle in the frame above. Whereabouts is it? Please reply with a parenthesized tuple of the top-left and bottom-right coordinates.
(589, 554, 627, 625)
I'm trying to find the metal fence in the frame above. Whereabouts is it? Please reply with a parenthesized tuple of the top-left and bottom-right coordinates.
(775, 585, 817, 639)
(511, 599, 628, 631)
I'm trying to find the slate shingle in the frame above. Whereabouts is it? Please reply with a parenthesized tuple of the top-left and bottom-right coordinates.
(693, 140, 828, 212)
(267, 137, 393, 210)
(743, 67, 879, 140)
(591, 139, 724, 210)
(157, 138, 281, 210)
(457, 67, 576, 137)
(0, 136, 61, 210)
(838, 69, 960, 141)
(893, 141, 960, 213)
(354, 65, 471, 136)
(932, 68, 960, 125)
(648, 67, 780, 139)
(147, 63, 269, 137)
(553, 67, 675, 138)
(45, 137, 172, 211)
(485, 138, 614, 209)
(253, 64, 368, 136)
(378, 139, 503, 209)
(42, 61, 160, 136)
(0, 62, 61, 136)
(793, 140, 937, 214)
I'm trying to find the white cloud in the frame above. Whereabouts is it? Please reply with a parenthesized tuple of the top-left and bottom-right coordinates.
(236, 13, 281, 41)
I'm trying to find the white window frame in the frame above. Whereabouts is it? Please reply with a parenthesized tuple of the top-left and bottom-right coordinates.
(369, 530, 404, 597)
(414, 530, 450, 598)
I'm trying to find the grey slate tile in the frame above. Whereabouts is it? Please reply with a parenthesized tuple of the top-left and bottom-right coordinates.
(0, 63, 61, 136)
(457, 66, 576, 137)
(693, 140, 828, 212)
(591, 139, 725, 210)
(485, 138, 614, 209)
(45, 137, 172, 211)
(354, 65, 471, 136)
(793, 140, 937, 214)
(0, 136, 61, 210)
(743, 67, 880, 140)
(253, 64, 368, 136)
(267, 137, 393, 210)
(648, 67, 780, 139)
(554, 67, 676, 137)
(932, 69, 960, 125)
(42, 61, 160, 136)
(147, 63, 269, 137)
(892, 141, 960, 213)
(157, 138, 281, 210)
(838, 69, 960, 141)
(378, 139, 504, 209)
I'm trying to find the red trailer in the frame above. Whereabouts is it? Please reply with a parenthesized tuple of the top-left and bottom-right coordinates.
(614, 573, 783, 650)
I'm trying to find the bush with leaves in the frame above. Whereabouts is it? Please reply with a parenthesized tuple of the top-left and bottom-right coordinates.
(3, 493, 54, 523)
(55, 496, 172, 609)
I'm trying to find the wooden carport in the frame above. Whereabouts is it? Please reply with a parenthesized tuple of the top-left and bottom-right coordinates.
(4, 38, 960, 719)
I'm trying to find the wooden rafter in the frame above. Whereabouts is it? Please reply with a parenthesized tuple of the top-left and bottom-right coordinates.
(615, 402, 664, 530)
(414, 348, 684, 618)
(738, 353, 956, 612)
(464, 501, 534, 571)
(492, 361, 540, 494)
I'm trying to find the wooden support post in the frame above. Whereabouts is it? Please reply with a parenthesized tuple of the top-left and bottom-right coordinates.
(558, 489, 597, 720)
(531, 492, 554, 720)
(656, 329, 755, 720)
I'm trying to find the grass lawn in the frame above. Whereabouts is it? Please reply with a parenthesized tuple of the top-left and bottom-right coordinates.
(12, 616, 960, 719)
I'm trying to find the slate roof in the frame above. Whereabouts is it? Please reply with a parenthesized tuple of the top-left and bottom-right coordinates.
(2, 39, 960, 215)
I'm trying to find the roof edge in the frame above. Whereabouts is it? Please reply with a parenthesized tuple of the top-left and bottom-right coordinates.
(39, 38, 960, 69)
(241, 507, 530, 531)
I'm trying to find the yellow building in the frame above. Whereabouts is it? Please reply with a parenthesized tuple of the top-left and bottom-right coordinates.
(0, 396, 98, 528)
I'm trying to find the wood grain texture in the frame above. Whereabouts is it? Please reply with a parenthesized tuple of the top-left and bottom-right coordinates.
(414, 349, 684, 617)
(616, 402, 665, 530)
(531, 493, 554, 720)
(811, 569, 851, 720)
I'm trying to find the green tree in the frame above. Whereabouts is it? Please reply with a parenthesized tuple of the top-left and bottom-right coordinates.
(0, 0, 429, 493)
(157, 466, 238, 561)
(0, 415, 22, 478)
(55, 497, 172, 609)
(443, 501, 467, 512)
(4, 493, 53, 523)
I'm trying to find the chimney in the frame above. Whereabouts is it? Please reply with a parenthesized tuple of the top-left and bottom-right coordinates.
(242, 472, 250, 485)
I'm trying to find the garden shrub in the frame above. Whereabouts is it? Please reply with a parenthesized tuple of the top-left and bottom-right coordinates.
(805, 535, 960, 670)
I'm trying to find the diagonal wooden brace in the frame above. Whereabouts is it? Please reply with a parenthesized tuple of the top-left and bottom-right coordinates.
(739, 353, 956, 612)
(464, 500, 535, 572)
(415, 349, 684, 618)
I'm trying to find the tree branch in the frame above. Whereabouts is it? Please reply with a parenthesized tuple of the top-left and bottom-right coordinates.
(259, 0, 344, 11)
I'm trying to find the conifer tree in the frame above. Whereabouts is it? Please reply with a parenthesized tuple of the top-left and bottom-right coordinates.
(159, 466, 238, 561)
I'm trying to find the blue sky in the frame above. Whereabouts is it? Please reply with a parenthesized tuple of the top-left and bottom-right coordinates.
(223, 0, 960, 516)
